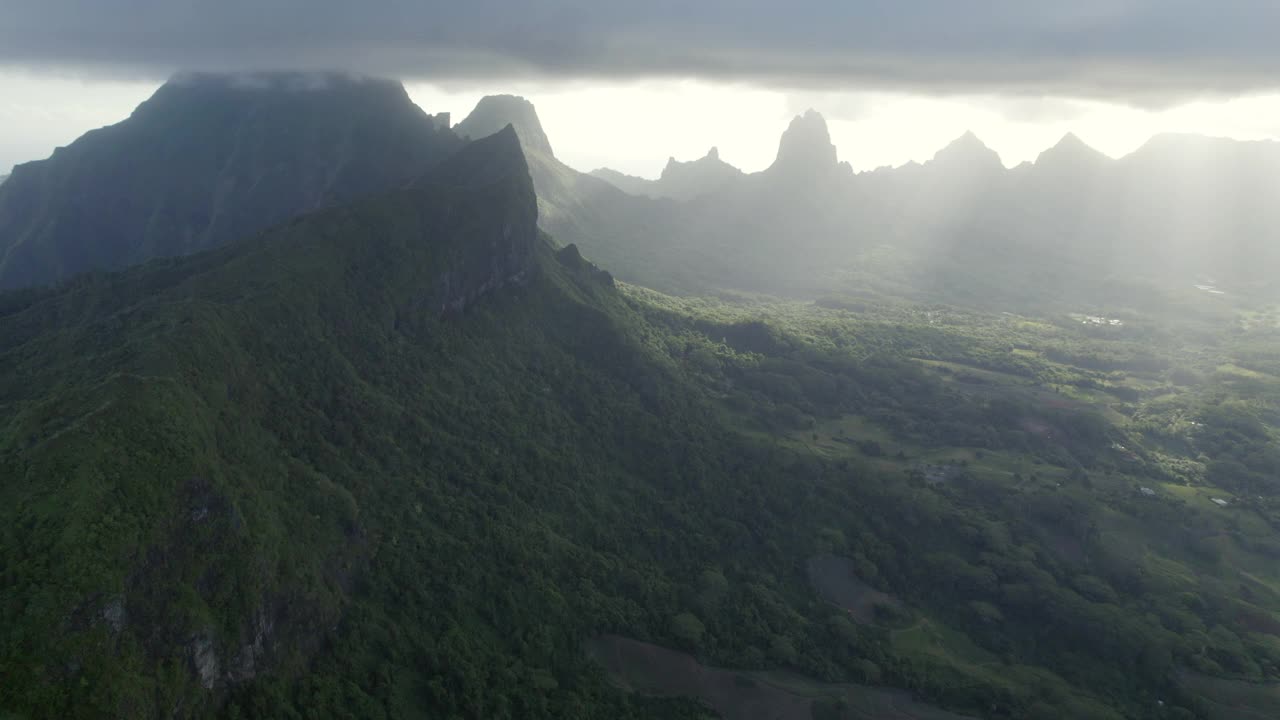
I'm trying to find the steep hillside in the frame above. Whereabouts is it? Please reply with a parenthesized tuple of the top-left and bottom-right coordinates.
(0, 73, 462, 291)
(0, 127, 713, 718)
(454, 95, 689, 290)
(5, 88, 1280, 720)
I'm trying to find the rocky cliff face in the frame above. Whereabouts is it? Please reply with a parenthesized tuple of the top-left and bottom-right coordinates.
(766, 110, 849, 180)
(655, 147, 745, 199)
(455, 95, 555, 157)
(0, 72, 463, 290)
(0, 123, 546, 714)
(408, 125, 540, 315)
(433, 205, 538, 316)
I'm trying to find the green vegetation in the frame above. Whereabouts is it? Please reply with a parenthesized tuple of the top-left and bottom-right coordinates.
(0, 73, 461, 290)
(3, 101, 1280, 720)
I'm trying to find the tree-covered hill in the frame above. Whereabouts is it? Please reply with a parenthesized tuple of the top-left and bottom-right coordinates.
(0, 73, 462, 291)
(1, 126, 848, 719)
(3, 88, 1280, 720)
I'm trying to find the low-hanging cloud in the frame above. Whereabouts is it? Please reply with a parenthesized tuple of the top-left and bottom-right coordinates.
(2, 0, 1279, 104)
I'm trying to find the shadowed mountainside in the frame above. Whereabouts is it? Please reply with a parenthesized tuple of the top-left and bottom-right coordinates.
(0, 73, 463, 291)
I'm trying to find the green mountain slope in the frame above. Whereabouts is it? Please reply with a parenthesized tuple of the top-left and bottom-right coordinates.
(0, 127, 809, 719)
(0, 73, 462, 291)
(4, 109, 1280, 720)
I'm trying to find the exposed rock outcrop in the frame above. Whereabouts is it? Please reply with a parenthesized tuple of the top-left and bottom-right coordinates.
(456, 95, 555, 157)
(417, 126, 541, 315)
(767, 110, 844, 178)
(0, 72, 463, 290)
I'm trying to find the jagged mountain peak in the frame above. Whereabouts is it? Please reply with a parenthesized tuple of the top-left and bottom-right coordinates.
(666, 146, 722, 169)
(942, 130, 991, 153)
(1056, 131, 1086, 149)
(1035, 132, 1109, 168)
(0, 72, 463, 291)
(769, 109, 839, 175)
(418, 124, 531, 192)
(930, 131, 1003, 170)
(661, 146, 739, 178)
(456, 95, 554, 157)
(587, 145, 743, 200)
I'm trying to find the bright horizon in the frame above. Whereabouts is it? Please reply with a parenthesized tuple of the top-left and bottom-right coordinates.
(3, 70, 1280, 180)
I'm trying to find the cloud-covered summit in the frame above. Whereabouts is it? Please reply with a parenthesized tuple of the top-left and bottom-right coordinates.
(2, 1, 1279, 103)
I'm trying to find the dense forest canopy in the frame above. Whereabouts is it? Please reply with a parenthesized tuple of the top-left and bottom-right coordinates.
(0, 73, 1278, 720)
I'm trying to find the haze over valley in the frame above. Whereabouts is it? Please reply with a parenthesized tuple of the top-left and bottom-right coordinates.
(2, 5, 1280, 720)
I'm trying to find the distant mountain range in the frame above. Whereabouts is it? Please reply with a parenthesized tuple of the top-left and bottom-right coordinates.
(2, 73, 1277, 311)
(591, 147, 745, 201)
(4, 72, 1280, 719)
(575, 110, 1280, 307)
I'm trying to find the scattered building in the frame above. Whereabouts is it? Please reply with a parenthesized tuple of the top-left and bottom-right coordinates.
(1082, 315, 1124, 326)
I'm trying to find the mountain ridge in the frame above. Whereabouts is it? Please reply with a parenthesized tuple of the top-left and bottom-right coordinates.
(767, 109, 847, 178)
(588, 146, 745, 200)
(455, 94, 555, 158)
(0, 72, 463, 291)
(566, 107, 1280, 299)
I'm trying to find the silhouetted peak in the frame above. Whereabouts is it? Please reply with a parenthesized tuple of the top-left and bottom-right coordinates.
(661, 146, 740, 179)
(1057, 132, 1086, 149)
(768, 109, 839, 175)
(417, 125, 532, 192)
(646, 144, 745, 199)
(456, 95, 554, 157)
(1035, 132, 1108, 168)
(0, 69, 468, 291)
(413, 124, 539, 314)
(944, 130, 990, 153)
(930, 131, 1002, 170)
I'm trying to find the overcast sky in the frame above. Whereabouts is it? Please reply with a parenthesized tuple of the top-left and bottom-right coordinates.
(3, 1, 1280, 176)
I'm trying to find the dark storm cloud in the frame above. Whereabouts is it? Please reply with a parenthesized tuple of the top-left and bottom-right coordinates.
(2, 1, 1278, 102)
